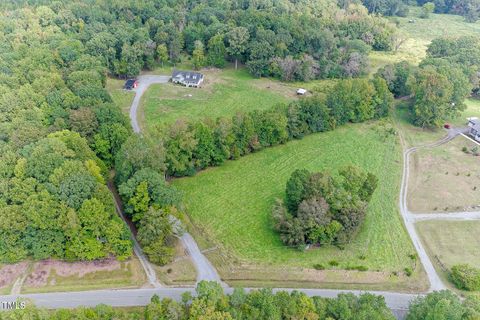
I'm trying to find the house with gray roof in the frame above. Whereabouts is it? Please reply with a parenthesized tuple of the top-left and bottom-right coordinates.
(468, 117, 480, 141)
(171, 70, 204, 88)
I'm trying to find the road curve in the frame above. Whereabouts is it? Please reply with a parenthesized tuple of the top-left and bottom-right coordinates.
(129, 75, 170, 133)
(127, 75, 224, 285)
(399, 131, 458, 292)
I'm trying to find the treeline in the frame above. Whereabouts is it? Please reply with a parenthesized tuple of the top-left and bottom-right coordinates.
(4, 283, 480, 319)
(376, 36, 476, 127)
(417, 0, 480, 21)
(273, 167, 377, 248)
(137, 77, 392, 178)
(0, 1, 397, 81)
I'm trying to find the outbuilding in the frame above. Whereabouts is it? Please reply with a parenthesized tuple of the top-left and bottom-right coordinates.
(297, 88, 307, 95)
(124, 79, 138, 90)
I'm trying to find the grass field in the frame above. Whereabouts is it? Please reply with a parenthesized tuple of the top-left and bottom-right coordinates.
(142, 68, 295, 131)
(154, 241, 197, 286)
(173, 122, 427, 290)
(106, 78, 136, 115)
(408, 137, 480, 213)
(417, 221, 480, 269)
(21, 257, 146, 294)
(370, 6, 480, 73)
(417, 220, 480, 291)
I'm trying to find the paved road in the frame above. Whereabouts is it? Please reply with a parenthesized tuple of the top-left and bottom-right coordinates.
(129, 75, 170, 133)
(1, 287, 418, 316)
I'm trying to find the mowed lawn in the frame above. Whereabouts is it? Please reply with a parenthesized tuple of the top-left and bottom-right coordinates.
(173, 122, 415, 272)
(142, 68, 293, 131)
(408, 137, 480, 213)
(417, 221, 480, 269)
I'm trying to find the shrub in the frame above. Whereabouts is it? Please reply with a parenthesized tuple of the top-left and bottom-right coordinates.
(329, 260, 339, 267)
(450, 264, 480, 291)
(404, 267, 413, 277)
(313, 264, 325, 270)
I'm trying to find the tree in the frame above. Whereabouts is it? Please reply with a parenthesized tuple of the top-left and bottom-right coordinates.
(421, 2, 436, 18)
(227, 27, 250, 70)
(192, 40, 206, 70)
(450, 264, 480, 291)
(207, 34, 226, 68)
(285, 169, 311, 212)
(156, 44, 169, 66)
(127, 181, 150, 222)
(137, 207, 175, 265)
(406, 290, 465, 320)
(409, 67, 454, 128)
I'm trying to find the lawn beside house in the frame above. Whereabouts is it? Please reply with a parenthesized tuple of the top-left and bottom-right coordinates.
(140, 68, 295, 131)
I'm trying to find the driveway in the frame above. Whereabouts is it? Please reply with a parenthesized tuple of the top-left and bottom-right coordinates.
(129, 75, 170, 133)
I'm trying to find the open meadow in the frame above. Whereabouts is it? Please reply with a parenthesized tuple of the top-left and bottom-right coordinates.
(173, 122, 427, 290)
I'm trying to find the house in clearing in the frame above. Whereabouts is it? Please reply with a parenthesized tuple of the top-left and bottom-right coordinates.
(467, 117, 480, 141)
(171, 70, 204, 88)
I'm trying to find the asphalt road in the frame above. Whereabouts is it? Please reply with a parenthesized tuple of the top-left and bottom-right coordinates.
(0, 287, 418, 316)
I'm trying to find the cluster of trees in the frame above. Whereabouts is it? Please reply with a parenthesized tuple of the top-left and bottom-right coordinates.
(0, 1, 137, 263)
(376, 36, 475, 127)
(152, 77, 392, 178)
(360, 0, 411, 17)
(450, 264, 480, 291)
(417, 0, 480, 22)
(6, 283, 480, 319)
(272, 167, 378, 248)
(0, 1, 397, 81)
(0, 131, 132, 263)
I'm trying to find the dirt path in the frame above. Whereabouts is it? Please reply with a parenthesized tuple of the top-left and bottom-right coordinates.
(108, 181, 161, 288)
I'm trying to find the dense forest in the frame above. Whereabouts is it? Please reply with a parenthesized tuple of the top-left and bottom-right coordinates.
(3, 283, 480, 319)
(0, 0, 399, 264)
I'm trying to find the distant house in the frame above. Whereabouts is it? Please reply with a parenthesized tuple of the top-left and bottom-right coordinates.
(171, 70, 204, 88)
(297, 88, 307, 95)
(124, 79, 138, 90)
(468, 117, 480, 141)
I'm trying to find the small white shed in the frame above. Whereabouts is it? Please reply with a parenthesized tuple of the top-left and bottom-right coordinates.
(296, 88, 307, 95)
